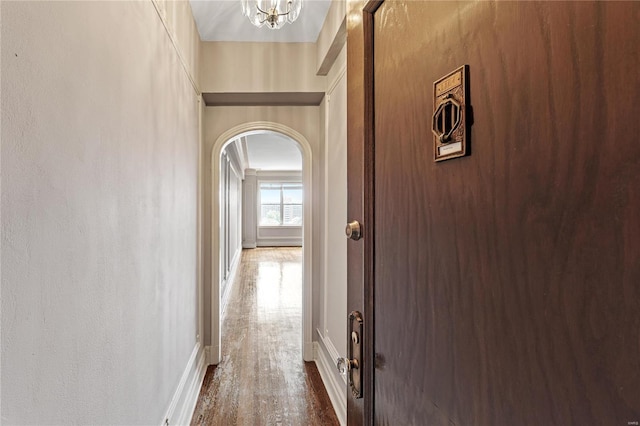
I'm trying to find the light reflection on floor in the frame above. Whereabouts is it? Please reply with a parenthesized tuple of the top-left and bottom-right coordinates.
(257, 261, 302, 313)
(190, 247, 339, 426)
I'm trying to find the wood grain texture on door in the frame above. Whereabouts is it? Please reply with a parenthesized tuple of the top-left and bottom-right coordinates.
(369, 1, 640, 425)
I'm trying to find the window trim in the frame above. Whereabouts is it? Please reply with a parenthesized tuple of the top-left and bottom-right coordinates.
(258, 181, 303, 227)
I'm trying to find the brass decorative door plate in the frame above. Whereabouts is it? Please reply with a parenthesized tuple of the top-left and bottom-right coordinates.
(432, 65, 469, 162)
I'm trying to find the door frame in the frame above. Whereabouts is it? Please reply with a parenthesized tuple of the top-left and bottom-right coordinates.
(362, 3, 383, 424)
(346, 0, 384, 424)
(209, 121, 314, 364)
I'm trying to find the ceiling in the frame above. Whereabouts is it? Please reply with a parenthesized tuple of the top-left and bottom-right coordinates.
(192, 1, 324, 170)
(189, 0, 332, 43)
(243, 132, 302, 170)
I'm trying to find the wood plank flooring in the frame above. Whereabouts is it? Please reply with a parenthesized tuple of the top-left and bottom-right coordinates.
(191, 248, 339, 426)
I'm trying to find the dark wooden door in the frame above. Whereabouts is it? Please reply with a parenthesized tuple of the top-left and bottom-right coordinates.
(348, 0, 640, 424)
(345, 0, 370, 423)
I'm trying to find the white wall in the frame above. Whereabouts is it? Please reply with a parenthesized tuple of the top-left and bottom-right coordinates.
(243, 169, 259, 248)
(219, 146, 243, 309)
(228, 172, 242, 262)
(322, 47, 348, 359)
(313, 44, 349, 424)
(1, 1, 202, 424)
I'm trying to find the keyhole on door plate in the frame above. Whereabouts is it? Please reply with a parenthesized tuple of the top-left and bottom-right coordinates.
(432, 95, 461, 144)
(432, 65, 469, 162)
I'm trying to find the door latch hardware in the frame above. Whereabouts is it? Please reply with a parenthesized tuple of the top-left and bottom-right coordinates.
(345, 220, 362, 241)
(336, 311, 364, 398)
(336, 356, 359, 375)
(432, 65, 469, 162)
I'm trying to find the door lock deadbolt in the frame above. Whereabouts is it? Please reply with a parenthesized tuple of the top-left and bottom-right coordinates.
(345, 220, 362, 241)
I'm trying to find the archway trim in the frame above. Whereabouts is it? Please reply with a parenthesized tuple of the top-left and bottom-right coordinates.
(209, 121, 314, 363)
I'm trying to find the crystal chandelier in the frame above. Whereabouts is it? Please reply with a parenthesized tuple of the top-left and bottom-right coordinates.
(241, 0, 303, 29)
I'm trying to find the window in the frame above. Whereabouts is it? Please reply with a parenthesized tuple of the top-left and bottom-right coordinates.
(259, 183, 303, 226)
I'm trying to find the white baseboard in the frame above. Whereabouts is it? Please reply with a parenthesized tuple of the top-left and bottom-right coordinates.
(256, 239, 303, 247)
(304, 341, 314, 362)
(242, 241, 257, 249)
(314, 341, 347, 426)
(162, 343, 207, 426)
(221, 247, 242, 318)
(205, 344, 220, 365)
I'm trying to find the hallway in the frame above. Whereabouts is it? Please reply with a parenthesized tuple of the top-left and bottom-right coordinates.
(191, 248, 339, 425)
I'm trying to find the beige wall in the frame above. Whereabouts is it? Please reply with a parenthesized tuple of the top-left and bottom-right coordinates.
(200, 42, 326, 93)
(316, 0, 346, 75)
(202, 106, 321, 345)
(1, 1, 201, 424)
(156, 0, 201, 87)
(154, 0, 201, 89)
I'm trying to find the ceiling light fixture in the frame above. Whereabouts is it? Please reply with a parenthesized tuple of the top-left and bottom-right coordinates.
(241, 0, 303, 29)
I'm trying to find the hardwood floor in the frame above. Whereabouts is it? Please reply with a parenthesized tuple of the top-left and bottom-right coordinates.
(191, 247, 339, 426)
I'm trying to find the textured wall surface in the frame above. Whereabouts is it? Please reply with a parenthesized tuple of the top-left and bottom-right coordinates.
(1, 1, 199, 423)
(200, 42, 325, 94)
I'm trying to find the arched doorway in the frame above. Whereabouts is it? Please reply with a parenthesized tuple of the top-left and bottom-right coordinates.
(209, 122, 313, 364)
